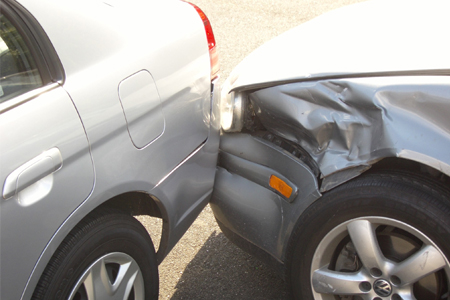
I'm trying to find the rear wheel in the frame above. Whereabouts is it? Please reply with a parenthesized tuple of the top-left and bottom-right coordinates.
(288, 172, 450, 300)
(32, 208, 159, 300)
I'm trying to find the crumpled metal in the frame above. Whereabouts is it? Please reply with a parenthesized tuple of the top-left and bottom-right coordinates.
(249, 76, 450, 177)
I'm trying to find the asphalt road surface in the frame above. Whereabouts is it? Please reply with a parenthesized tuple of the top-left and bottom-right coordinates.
(141, 0, 365, 299)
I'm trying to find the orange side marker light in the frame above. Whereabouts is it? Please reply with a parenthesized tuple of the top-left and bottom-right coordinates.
(269, 175, 293, 198)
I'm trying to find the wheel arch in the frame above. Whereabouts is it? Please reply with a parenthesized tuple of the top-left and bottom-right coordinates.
(369, 156, 450, 185)
(99, 191, 165, 220)
(98, 192, 173, 264)
(20, 189, 169, 300)
(31, 205, 159, 300)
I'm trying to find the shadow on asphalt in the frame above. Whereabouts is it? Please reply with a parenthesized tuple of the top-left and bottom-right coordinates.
(170, 231, 290, 300)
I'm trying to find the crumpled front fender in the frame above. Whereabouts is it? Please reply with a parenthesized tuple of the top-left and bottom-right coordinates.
(250, 76, 450, 179)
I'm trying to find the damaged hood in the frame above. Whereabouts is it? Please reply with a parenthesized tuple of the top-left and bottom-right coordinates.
(225, 0, 450, 93)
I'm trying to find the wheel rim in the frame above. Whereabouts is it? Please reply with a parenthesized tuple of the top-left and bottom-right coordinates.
(310, 217, 450, 300)
(68, 252, 145, 300)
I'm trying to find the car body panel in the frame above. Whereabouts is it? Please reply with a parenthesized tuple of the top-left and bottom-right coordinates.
(118, 70, 165, 149)
(249, 76, 450, 179)
(214, 75, 450, 262)
(20, 0, 212, 175)
(0, 0, 220, 299)
(0, 85, 95, 300)
(212, 133, 321, 261)
(224, 0, 450, 94)
(213, 0, 450, 268)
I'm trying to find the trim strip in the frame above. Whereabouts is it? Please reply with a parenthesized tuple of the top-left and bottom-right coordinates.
(154, 141, 206, 188)
(0, 83, 59, 114)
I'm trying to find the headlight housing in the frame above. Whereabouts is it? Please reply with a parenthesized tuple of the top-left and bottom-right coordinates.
(220, 89, 245, 132)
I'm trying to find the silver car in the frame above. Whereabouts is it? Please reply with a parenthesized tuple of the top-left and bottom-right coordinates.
(0, 0, 220, 299)
(213, 1, 450, 299)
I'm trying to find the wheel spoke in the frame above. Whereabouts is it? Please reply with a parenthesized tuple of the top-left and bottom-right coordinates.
(312, 265, 369, 295)
(111, 259, 142, 300)
(82, 258, 114, 299)
(391, 245, 447, 286)
(73, 254, 144, 300)
(347, 220, 387, 273)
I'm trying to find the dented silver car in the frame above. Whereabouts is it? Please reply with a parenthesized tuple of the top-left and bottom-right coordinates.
(212, 1, 450, 299)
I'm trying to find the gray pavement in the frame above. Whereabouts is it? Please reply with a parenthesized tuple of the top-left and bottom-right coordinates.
(142, 0, 365, 298)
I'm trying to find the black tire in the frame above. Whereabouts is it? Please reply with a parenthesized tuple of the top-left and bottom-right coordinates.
(287, 171, 450, 300)
(32, 208, 159, 300)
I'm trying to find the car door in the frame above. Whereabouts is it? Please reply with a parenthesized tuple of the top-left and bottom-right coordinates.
(0, 6, 94, 300)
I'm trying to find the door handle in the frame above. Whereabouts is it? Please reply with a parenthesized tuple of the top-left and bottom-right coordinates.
(3, 148, 62, 199)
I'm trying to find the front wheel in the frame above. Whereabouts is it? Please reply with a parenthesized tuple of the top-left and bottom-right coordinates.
(32, 208, 159, 300)
(288, 172, 450, 300)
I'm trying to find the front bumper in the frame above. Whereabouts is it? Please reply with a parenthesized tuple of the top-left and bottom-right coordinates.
(211, 133, 321, 263)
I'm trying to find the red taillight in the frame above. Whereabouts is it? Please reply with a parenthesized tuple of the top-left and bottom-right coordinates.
(186, 2, 220, 80)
